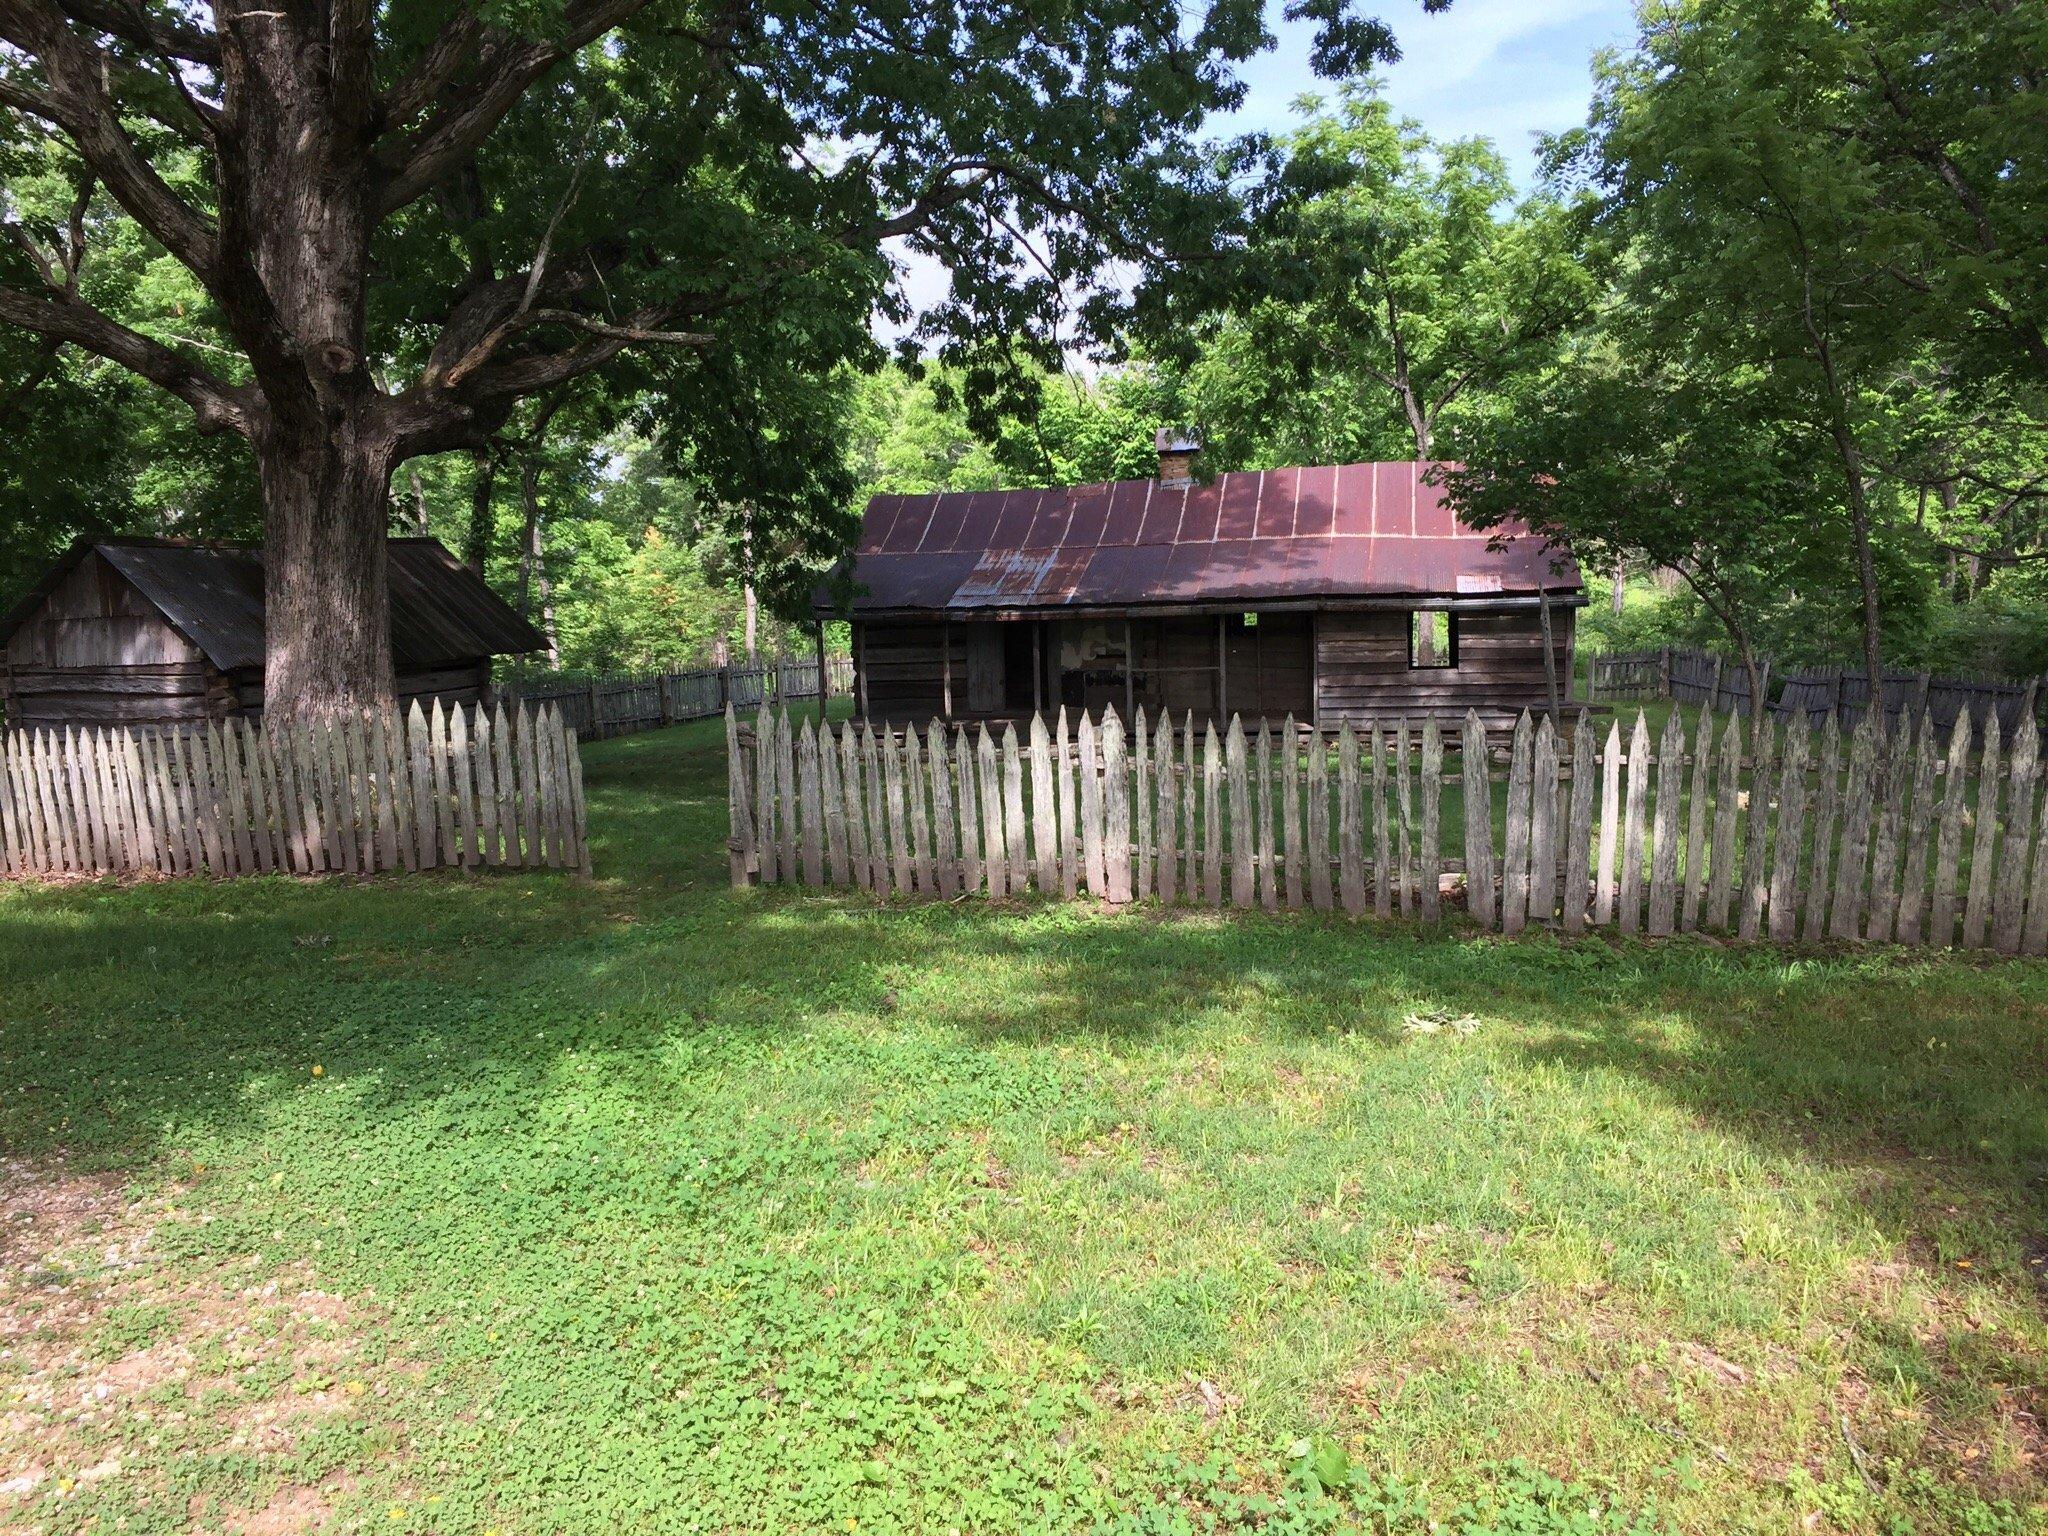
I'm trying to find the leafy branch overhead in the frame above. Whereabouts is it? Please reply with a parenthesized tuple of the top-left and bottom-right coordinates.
(0, 0, 1426, 718)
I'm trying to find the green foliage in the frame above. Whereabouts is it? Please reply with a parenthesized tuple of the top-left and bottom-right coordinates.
(1144, 81, 1596, 465)
(1, 713, 2044, 1534)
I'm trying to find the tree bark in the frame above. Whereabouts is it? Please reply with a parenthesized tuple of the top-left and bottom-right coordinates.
(517, 454, 560, 668)
(466, 447, 497, 574)
(406, 466, 430, 535)
(258, 410, 396, 725)
(1610, 556, 1627, 616)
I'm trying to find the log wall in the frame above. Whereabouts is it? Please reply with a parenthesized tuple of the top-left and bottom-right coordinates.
(1315, 608, 1572, 733)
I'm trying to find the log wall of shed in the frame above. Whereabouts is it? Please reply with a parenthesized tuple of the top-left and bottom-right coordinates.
(3, 552, 227, 725)
(4, 552, 500, 727)
(1314, 607, 1574, 732)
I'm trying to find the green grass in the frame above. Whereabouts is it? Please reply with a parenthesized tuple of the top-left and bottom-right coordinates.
(1, 711, 2044, 1535)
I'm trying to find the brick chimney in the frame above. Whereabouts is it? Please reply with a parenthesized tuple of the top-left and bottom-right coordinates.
(1155, 428, 1201, 488)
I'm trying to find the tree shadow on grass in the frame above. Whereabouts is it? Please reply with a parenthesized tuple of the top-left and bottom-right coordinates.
(3, 718, 2043, 1322)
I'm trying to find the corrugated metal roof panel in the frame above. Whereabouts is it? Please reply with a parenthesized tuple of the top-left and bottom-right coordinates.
(827, 461, 1579, 614)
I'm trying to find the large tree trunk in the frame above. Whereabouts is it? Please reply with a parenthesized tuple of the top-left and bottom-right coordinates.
(259, 413, 395, 726)
(223, 4, 390, 728)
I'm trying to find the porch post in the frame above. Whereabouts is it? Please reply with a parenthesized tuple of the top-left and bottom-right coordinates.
(942, 619, 953, 718)
(855, 621, 868, 717)
(1033, 622, 1043, 716)
(1124, 618, 1135, 724)
(1215, 614, 1228, 725)
(815, 620, 829, 720)
(1537, 588, 1562, 727)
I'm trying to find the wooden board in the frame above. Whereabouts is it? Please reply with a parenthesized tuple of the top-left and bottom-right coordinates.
(1501, 712, 1533, 935)
(1561, 713, 1595, 933)
(1101, 709, 1133, 903)
(1865, 718, 1916, 944)
(1002, 724, 1029, 892)
(1990, 716, 2038, 954)
(1736, 718, 1776, 941)
(1077, 713, 1103, 899)
(1308, 721, 1333, 911)
(1928, 710, 1972, 948)
(1961, 712, 2002, 949)
(1338, 723, 1365, 916)
(1155, 718, 1179, 906)
(1256, 722, 1278, 912)
(1679, 713, 1714, 931)
(1705, 713, 1742, 932)
(1801, 713, 1841, 944)
(1280, 718, 1303, 910)
(1646, 712, 1683, 935)
(1461, 712, 1494, 927)
(1030, 714, 1058, 895)
(1420, 718, 1444, 922)
(1594, 719, 1621, 925)
(1202, 722, 1223, 906)
(1226, 717, 1253, 907)
(1766, 715, 1810, 943)
(1616, 712, 1650, 934)
(1530, 714, 1559, 925)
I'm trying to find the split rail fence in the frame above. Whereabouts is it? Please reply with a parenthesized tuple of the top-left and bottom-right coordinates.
(503, 656, 852, 741)
(727, 702, 2048, 957)
(0, 701, 588, 880)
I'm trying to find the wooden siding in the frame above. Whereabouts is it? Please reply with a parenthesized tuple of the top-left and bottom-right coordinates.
(858, 620, 952, 719)
(1316, 608, 1572, 731)
(857, 607, 1563, 729)
(5, 553, 501, 727)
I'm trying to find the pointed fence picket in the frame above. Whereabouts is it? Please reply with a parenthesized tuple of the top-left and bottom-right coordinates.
(0, 703, 586, 880)
(725, 705, 2048, 959)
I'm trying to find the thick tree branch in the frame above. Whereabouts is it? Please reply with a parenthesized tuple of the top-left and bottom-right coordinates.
(381, 8, 487, 127)
(0, 0, 218, 278)
(49, 0, 217, 63)
(0, 282, 248, 432)
(375, 0, 654, 216)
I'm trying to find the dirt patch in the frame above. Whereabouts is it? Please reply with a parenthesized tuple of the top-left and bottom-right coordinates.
(0, 1155, 405, 1534)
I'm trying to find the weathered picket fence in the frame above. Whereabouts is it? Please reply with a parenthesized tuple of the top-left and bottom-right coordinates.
(726, 702, 2048, 957)
(1592, 645, 2042, 734)
(503, 656, 852, 741)
(0, 701, 588, 880)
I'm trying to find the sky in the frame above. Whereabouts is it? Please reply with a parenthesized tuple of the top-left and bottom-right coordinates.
(1227, 0, 1638, 185)
(885, 0, 1638, 330)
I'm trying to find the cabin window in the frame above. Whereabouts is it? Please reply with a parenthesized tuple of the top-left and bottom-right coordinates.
(1408, 610, 1456, 669)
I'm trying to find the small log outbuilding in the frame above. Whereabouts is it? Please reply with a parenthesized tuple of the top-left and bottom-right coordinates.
(821, 439, 1586, 733)
(1, 536, 546, 728)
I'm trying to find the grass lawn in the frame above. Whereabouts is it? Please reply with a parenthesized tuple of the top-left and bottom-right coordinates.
(2, 710, 2044, 1535)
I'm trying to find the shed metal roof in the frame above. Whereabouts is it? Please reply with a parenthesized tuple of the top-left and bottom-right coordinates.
(1, 537, 547, 670)
(824, 462, 1580, 616)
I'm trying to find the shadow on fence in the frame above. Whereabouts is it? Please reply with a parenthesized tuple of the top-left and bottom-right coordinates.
(0, 702, 588, 880)
(502, 657, 852, 741)
(1592, 645, 2043, 734)
(727, 699, 2048, 958)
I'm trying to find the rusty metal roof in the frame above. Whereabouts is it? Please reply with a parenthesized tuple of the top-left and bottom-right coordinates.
(826, 463, 1580, 615)
(2, 537, 547, 671)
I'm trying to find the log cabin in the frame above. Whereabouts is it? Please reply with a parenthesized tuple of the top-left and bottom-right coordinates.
(820, 436, 1586, 734)
(1, 536, 546, 728)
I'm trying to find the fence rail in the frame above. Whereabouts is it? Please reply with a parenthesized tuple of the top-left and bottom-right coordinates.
(502, 657, 852, 741)
(0, 702, 588, 880)
(1591, 645, 2042, 733)
(727, 700, 2048, 958)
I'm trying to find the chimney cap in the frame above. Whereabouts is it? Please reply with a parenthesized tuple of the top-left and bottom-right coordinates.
(1155, 427, 1202, 455)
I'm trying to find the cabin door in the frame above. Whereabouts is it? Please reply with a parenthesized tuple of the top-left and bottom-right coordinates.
(964, 625, 1004, 713)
